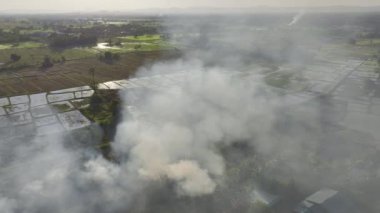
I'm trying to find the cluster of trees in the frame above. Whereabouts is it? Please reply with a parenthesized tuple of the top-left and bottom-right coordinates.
(40, 55, 66, 69)
(10, 54, 21, 62)
(99, 51, 120, 63)
(62, 22, 159, 38)
(106, 38, 122, 47)
(0, 28, 30, 43)
(49, 34, 97, 49)
(41, 56, 54, 69)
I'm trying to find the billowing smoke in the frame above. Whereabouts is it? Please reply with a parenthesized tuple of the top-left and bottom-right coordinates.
(0, 13, 378, 213)
(0, 59, 280, 212)
(0, 196, 17, 213)
(288, 11, 305, 26)
(113, 61, 277, 197)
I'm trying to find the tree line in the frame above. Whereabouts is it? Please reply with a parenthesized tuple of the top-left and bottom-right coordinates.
(48, 33, 97, 49)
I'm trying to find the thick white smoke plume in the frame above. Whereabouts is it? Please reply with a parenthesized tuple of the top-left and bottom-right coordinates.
(0, 58, 280, 212)
(114, 60, 276, 196)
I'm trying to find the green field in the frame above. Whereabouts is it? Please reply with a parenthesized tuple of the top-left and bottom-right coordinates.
(265, 72, 293, 89)
(0, 42, 45, 50)
(0, 46, 98, 68)
(96, 34, 174, 53)
(118, 34, 161, 42)
(104, 42, 174, 53)
(0, 33, 175, 70)
(264, 71, 308, 92)
(356, 38, 380, 46)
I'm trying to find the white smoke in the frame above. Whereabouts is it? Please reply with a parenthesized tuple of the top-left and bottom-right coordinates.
(0, 13, 377, 212)
(114, 60, 277, 197)
(0, 196, 17, 213)
(166, 160, 216, 196)
(288, 11, 305, 26)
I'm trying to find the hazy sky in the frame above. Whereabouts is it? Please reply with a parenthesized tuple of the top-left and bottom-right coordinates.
(1, 0, 380, 11)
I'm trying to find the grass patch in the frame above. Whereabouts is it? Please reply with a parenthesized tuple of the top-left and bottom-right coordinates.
(264, 71, 308, 92)
(322, 43, 377, 59)
(80, 90, 120, 126)
(265, 72, 293, 89)
(51, 103, 73, 112)
(71, 98, 90, 109)
(80, 90, 121, 160)
(0, 44, 13, 50)
(0, 33, 174, 70)
(13, 42, 46, 49)
(118, 34, 161, 42)
(356, 39, 380, 46)
(95, 41, 175, 54)
(0, 42, 45, 50)
(20, 29, 54, 35)
(0, 47, 97, 68)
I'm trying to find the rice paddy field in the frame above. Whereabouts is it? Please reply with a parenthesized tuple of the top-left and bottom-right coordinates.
(0, 50, 180, 97)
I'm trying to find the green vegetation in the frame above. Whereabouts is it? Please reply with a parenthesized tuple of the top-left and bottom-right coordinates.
(98, 34, 174, 53)
(71, 99, 90, 109)
(0, 46, 97, 69)
(49, 34, 97, 49)
(0, 38, 174, 70)
(118, 34, 161, 42)
(51, 103, 72, 112)
(99, 51, 120, 62)
(265, 72, 293, 89)
(80, 90, 121, 158)
(10, 53, 21, 62)
(356, 38, 380, 46)
(0, 42, 45, 50)
(81, 90, 120, 126)
(41, 55, 54, 68)
(264, 71, 309, 92)
(0, 17, 174, 72)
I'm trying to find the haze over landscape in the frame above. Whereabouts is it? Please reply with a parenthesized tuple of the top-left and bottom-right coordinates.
(1, 0, 380, 12)
(0, 0, 380, 213)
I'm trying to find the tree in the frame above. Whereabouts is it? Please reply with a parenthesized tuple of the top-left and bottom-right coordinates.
(49, 34, 97, 49)
(107, 38, 113, 46)
(114, 40, 122, 46)
(104, 51, 113, 61)
(41, 56, 53, 68)
(88, 67, 97, 90)
(113, 53, 120, 60)
(10, 54, 21, 62)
